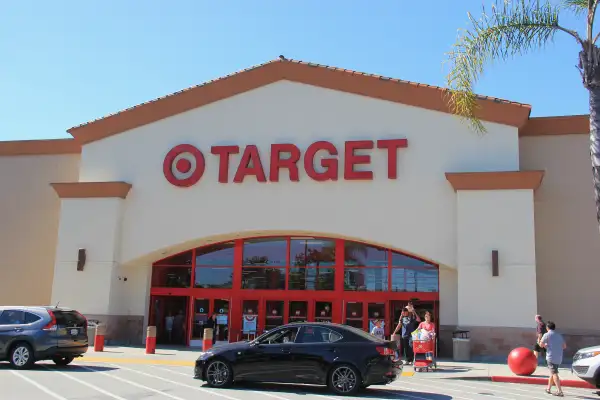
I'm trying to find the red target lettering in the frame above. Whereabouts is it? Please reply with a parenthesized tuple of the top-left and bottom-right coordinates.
(163, 144, 205, 187)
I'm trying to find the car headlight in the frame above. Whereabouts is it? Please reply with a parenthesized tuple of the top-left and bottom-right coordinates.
(576, 351, 600, 360)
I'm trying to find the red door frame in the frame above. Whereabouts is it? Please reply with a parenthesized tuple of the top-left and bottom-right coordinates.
(149, 236, 440, 345)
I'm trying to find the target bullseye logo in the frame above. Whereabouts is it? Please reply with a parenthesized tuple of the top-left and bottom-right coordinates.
(163, 144, 205, 187)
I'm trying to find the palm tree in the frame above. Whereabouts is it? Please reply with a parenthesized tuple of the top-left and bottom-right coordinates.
(446, 0, 600, 229)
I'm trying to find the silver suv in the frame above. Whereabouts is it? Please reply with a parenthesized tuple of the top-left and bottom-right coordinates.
(0, 306, 88, 369)
(572, 345, 600, 389)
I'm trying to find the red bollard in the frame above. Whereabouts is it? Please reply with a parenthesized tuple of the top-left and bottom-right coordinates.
(203, 328, 213, 352)
(94, 324, 106, 352)
(146, 326, 156, 354)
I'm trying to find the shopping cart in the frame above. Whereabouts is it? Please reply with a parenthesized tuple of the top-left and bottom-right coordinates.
(412, 337, 437, 372)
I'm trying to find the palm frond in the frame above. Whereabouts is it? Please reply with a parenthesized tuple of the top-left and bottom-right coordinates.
(445, 0, 581, 134)
(562, 0, 589, 15)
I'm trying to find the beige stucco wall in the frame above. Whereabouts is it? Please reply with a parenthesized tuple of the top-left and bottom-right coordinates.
(520, 135, 600, 333)
(0, 153, 80, 305)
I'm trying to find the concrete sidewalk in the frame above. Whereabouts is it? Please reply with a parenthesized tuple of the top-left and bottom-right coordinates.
(79, 346, 595, 388)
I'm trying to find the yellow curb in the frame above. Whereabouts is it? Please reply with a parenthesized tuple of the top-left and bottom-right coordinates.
(78, 357, 194, 367)
(401, 371, 415, 377)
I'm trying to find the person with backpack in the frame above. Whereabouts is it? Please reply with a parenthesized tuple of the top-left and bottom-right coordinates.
(533, 314, 547, 359)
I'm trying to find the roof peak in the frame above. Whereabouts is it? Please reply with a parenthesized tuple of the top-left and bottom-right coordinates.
(67, 58, 532, 145)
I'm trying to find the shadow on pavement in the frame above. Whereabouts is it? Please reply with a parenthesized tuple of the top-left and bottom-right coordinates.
(415, 367, 473, 373)
(0, 363, 118, 373)
(219, 382, 452, 399)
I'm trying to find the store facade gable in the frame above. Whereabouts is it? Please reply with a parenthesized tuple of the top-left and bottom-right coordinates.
(46, 59, 543, 351)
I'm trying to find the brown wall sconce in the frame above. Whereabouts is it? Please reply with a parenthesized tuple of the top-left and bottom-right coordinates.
(492, 249, 499, 277)
(77, 248, 86, 271)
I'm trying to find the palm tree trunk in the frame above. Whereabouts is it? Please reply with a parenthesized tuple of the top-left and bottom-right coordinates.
(579, 43, 600, 232)
(590, 86, 600, 230)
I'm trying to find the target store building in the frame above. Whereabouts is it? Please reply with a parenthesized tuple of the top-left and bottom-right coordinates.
(1, 58, 599, 357)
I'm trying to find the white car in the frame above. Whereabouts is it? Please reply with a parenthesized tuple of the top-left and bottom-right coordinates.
(572, 345, 600, 389)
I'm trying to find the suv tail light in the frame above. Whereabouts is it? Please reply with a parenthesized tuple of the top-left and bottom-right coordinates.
(43, 310, 57, 331)
(376, 346, 394, 356)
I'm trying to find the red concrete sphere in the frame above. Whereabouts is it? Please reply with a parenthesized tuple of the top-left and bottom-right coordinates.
(507, 347, 538, 376)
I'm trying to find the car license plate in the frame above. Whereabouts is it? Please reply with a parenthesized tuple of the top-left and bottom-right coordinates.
(70, 329, 79, 335)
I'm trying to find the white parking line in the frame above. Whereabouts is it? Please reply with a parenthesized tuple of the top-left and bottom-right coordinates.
(105, 363, 243, 400)
(373, 387, 436, 400)
(41, 365, 127, 400)
(390, 380, 476, 400)
(409, 377, 553, 400)
(10, 371, 67, 400)
(79, 365, 187, 400)
(148, 365, 294, 400)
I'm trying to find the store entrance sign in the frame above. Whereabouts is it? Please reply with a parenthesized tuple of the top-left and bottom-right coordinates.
(163, 139, 408, 187)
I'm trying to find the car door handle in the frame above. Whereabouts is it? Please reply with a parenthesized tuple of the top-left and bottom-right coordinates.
(13, 328, 23, 332)
(281, 348, 291, 354)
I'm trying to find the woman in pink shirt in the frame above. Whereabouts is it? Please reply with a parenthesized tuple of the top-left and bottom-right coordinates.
(417, 311, 436, 359)
(418, 311, 435, 334)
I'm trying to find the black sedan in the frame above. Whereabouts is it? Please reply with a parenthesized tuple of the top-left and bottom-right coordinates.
(194, 322, 401, 396)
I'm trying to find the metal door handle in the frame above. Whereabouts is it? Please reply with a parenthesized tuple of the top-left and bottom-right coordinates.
(13, 328, 23, 332)
(281, 348, 291, 353)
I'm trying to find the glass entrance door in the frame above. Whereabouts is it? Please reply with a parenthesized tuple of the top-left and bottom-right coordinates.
(315, 301, 332, 323)
(368, 302, 386, 336)
(151, 295, 189, 346)
(241, 300, 259, 341)
(289, 301, 308, 323)
(345, 301, 363, 329)
(213, 299, 230, 343)
(265, 300, 284, 331)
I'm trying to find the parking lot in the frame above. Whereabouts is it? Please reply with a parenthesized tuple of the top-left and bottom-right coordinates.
(1, 360, 598, 400)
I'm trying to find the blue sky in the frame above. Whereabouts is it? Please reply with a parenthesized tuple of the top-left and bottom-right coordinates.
(0, 0, 589, 141)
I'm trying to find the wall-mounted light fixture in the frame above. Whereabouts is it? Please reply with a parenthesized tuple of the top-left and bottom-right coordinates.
(492, 249, 499, 277)
(77, 248, 86, 271)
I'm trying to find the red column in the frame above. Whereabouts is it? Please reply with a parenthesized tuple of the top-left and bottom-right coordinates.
(334, 239, 345, 325)
(230, 240, 244, 341)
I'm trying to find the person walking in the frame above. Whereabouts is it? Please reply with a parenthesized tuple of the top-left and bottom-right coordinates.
(165, 312, 174, 343)
(205, 312, 218, 345)
(533, 314, 547, 360)
(392, 307, 420, 364)
(417, 311, 436, 360)
(173, 310, 185, 344)
(540, 321, 566, 397)
(370, 319, 385, 340)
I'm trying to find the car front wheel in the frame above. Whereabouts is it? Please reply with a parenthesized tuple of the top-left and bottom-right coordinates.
(204, 359, 233, 388)
(52, 356, 75, 366)
(328, 364, 361, 396)
(9, 343, 35, 370)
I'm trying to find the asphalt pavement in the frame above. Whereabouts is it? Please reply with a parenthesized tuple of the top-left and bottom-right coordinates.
(1, 359, 599, 400)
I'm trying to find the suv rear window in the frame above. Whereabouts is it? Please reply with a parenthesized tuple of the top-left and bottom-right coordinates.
(24, 312, 42, 324)
(54, 310, 86, 328)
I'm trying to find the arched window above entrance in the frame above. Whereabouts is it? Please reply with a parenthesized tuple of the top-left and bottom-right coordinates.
(344, 242, 388, 267)
(391, 251, 434, 267)
(195, 242, 235, 266)
(154, 250, 193, 266)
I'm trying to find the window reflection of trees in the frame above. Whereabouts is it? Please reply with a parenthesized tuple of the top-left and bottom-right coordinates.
(151, 237, 439, 293)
